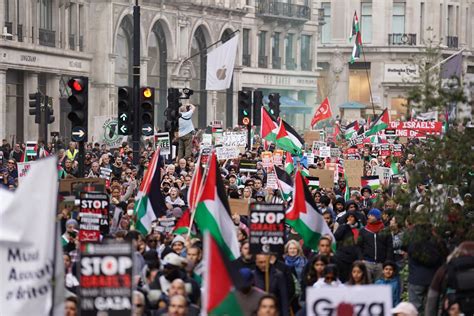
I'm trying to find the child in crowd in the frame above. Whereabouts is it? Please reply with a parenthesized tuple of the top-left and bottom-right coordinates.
(375, 261, 401, 306)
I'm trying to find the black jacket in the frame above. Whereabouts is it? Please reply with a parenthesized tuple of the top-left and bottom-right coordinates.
(357, 223, 394, 263)
(254, 266, 289, 315)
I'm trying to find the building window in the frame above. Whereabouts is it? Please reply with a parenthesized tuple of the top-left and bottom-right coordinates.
(69, 4, 76, 49)
(392, 2, 406, 34)
(258, 31, 267, 68)
(420, 2, 425, 43)
(272, 32, 281, 69)
(242, 28, 250, 66)
(447, 5, 454, 36)
(38, 0, 53, 30)
(301, 35, 312, 70)
(285, 34, 295, 70)
(5, 0, 13, 22)
(321, 2, 331, 44)
(360, 2, 372, 43)
(349, 63, 371, 105)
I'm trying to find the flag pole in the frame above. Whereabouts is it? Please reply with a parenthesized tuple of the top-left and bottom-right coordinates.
(186, 154, 209, 239)
(427, 48, 465, 72)
(360, 44, 376, 118)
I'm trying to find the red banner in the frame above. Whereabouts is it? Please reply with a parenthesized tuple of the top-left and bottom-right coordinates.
(388, 121, 442, 137)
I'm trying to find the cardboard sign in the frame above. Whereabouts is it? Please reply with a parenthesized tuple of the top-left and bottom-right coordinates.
(80, 241, 133, 316)
(325, 163, 339, 182)
(154, 217, 176, 234)
(344, 160, 364, 188)
(155, 132, 171, 155)
(309, 169, 334, 188)
(304, 131, 321, 145)
(229, 198, 250, 216)
(78, 192, 110, 242)
(273, 150, 284, 166)
(261, 151, 273, 168)
(319, 146, 331, 158)
(59, 178, 106, 196)
(239, 160, 258, 173)
(216, 146, 240, 160)
(249, 203, 286, 255)
(306, 285, 392, 316)
(223, 131, 247, 147)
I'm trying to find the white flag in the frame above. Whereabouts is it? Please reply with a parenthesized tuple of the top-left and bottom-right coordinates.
(206, 34, 239, 91)
(0, 158, 64, 315)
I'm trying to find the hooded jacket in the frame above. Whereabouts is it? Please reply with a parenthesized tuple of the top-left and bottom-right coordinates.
(357, 220, 394, 263)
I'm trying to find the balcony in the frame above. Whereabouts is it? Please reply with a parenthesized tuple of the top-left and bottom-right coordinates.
(242, 54, 251, 67)
(447, 36, 458, 49)
(272, 56, 281, 69)
(388, 33, 417, 46)
(69, 34, 75, 50)
(286, 57, 296, 70)
(39, 28, 55, 47)
(258, 55, 268, 68)
(256, 0, 310, 23)
(17, 24, 23, 42)
(301, 59, 312, 71)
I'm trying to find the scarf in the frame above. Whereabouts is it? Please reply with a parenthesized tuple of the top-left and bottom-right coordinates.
(285, 255, 307, 276)
(365, 221, 385, 234)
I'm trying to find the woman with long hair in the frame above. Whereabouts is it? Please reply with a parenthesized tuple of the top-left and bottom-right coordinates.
(284, 240, 307, 280)
(346, 261, 371, 285)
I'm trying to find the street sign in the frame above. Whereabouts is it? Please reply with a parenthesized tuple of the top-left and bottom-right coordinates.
(119, 113, 129, 122)
(71, 126, 87, 142)
(142, 123, 153, 136)
(119, 125, 129, 135)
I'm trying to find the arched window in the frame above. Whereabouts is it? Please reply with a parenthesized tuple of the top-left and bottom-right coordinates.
(148, 22, 168, 130)
(115, 17, 133, 87)
(190, 26, 208, 128)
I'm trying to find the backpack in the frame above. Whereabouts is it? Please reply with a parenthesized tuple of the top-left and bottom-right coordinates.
(446, 256, 474, 314)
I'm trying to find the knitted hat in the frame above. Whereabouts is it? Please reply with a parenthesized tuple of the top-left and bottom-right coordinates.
(171, 235, 186, 247)
(65, 219, 78, 228)
(367, 208, 382, 221)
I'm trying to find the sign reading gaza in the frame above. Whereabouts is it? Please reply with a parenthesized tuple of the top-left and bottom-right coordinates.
(249, 203, 286, 255)
(80, 241, 133, 316)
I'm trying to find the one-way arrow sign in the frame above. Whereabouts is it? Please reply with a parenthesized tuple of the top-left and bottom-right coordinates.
(71, 126, 86, 142)
(142, 124, 153, 136)
(119, 113, 128, 122)
(120, 125, 129, 134)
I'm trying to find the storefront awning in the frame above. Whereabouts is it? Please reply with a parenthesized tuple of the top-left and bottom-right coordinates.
(263, 95, 313, 114)
(338, 101, 367, 109)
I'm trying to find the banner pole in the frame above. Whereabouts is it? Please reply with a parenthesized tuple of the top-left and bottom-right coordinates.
(265, 255, 270, 292)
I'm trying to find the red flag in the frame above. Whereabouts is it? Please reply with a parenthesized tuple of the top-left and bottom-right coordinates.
(173, 209, 192, 235)
(311, 97, 332, 127)
(187, 155, 204, 211)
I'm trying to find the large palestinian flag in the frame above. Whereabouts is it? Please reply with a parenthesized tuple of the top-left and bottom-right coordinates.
(202, 232, 244, 316)
(261, 107, 279, 142)
(274, 166, 294, 201)
(344, 121, 360, 140)
(275, 119, 304, 155)
(366, 109, 389, 136)
(194, 152, 240, 260)
(285, 151, 294, 175)
(286, 170, 335, 251)
(134, 149, 167, 236)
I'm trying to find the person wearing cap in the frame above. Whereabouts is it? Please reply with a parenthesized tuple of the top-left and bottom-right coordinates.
(255, 190, 266, 204)
(360, 186, 374, 214)
(236, 268, 266, 316)
(391, 302, 418, 316)
(357, 208, 393, 282)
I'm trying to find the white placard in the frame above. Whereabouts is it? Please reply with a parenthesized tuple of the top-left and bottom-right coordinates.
(306, 285, 392, 316)
(216, 147, 240, 160)
(155, 132, 171, 155)
(222, 132, 247, 147)
(202, 134, 212, 146)
(16, 161, 35, 185)
(319, 146, 331, 158)
(266, 171, 278, 189)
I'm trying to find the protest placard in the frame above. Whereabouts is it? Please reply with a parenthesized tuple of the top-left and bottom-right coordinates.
(379, 143, 391, 156)
(80, 241, 133, 316)
(273, 150, 284, 166)
(249, 204, 285, 255)
(304, 131, 320, 145)
(306, 152, 315, 165)
(201, 133, 212, 146)
(229, 198, 250, 216)
(319, 146, 331, 158)
(266, 171, 278, 189)
(306, 285, 392, 316)
(309, 169, 334, 188)
(325, 162, 339, 182)
(261, 151, 273, 168)
(16, 161, 34, 185)
(344, 160, 364, 188)
(216, 146, 240, 160)
(392, 144, 403, 157)
(200, 147, 212, 165)
(154, 132, 171, 155)
(154, 217, 176, 234)
(222, 131, 247, 147)
(330, 147, 341, 158)
(59, 178, 106, 196)
(78, 192, 110, 242)
(375, 166, 391, 185)
(239, 159, 258, 173)
(100, 167, 112, 187)
(213, 128, 223, 145)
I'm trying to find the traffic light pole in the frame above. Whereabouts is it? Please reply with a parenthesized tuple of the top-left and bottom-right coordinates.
(132, 1, 141, 166)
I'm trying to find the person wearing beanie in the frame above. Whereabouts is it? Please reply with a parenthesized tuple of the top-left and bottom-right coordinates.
(357, 208, 393, 282)
(62, 219, 79, 247)
(235, 268, 266, 316)
(171, 235, 186, 257)
(336, 200, 367, 226)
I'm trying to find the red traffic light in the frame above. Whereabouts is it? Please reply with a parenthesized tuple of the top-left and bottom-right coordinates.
(68, 79, 84, 92)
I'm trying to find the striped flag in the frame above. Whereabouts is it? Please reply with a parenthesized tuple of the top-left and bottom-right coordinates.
(349, 11, 360, 41)
(285, 151, 295, 175)
(173, 209, 193, 236)
(275, 166, 294, 201)
(350, 31, 362, 63)
(361, 176, 381, 191)
(261, 107, 279, 142)
(344, 121, 360, 140)
(134, 149, 167, 236)
(188, 155, 204, 211)
(366, 109, 390, 136)
(276, 119, 304, 155)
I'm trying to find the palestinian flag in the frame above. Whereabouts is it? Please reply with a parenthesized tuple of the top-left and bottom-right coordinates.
(134, 149, 167, 236)
(307, 176, 320, 189)
(276, 119, 304, 155)
(333, 123, 342, 140)
(350, 31, 362, 64)
(357, 124, 365, 136)
(366, 109, 389, 136)
(261, 107, 279, 142)
(188, 155, 204, 210)
(390, 160, 399, 175)
(344, 121, 360, 140)
(349, 11, 360, 41)
(194, 152, 240, 260)
(275, 166, 294, 201)
(344, 175, 351, 201)
(361, 176, 381, 191)
(173, 209, 192, 235)
(285, 151, 294, 175)
(286, 170, 335, 251)
(202, 232, 244, 316)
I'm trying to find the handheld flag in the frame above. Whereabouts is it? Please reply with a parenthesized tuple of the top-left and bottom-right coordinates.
(361, 176, 381, 191)
(194, 152, 240, 260)
(206, 34, 239, 90)
(188, 155, 204, 211)
(275, 165, 294, 201)
(285, 151, 295, 175)
(276, 119, 304, 155)
(366, 109, 389, 136)
(344, 121, 360, 140)
(173, 209, 193, 236)
(286, 170, 335, 251)
(311, 97, 333, 127)
(261, 107, 279, 142)
(134, 149, 167, 236)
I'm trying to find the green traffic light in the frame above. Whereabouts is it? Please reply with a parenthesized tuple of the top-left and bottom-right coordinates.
(243, 110, 248, 116)
(270, 109, 274, 114)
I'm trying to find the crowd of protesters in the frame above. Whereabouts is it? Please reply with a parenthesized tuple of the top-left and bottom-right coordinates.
(1, 125, 474, 316)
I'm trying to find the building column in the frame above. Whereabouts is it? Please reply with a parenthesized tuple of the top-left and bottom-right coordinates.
(0, 68, 7, 139)
(296, 35, 301, 71)
(47, 74, 60, 135)
(23, 72, 39, 141)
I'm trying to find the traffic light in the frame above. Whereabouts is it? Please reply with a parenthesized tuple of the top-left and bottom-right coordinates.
(238, 90, 252, 126)
(268, 93, 281, 118)
(253, 91, 263, 126)
(117, 87, 132, 135)
(67, 77, 88, 142)
(45, 96, 55, 124)
(28, 92, 41, 124)
(140, 87, 155, 136)
(166, 88, 180, 132)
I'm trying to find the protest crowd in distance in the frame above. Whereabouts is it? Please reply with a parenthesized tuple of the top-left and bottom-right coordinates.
(1, 112, 473, 316)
